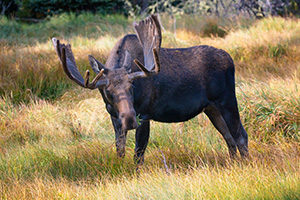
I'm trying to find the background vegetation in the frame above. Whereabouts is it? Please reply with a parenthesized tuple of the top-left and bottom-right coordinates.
(2, 0, 300, 19)
(1, 2, 300, 199)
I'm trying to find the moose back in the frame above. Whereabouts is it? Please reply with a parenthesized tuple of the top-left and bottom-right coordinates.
(52, 15, 248, 164)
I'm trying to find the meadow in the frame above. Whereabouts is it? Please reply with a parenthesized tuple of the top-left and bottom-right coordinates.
(0, 13, 300, 199)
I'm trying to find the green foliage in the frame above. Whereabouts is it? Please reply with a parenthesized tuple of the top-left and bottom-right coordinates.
(268, 44, 287, 58)
(15, 0, 125, 18)
(0, 16, 21, 36)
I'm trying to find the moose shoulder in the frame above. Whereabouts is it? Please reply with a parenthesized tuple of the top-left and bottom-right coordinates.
(52, 15, 248, 165)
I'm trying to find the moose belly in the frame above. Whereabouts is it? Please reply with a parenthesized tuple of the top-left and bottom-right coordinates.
(151, 97, 208, 123)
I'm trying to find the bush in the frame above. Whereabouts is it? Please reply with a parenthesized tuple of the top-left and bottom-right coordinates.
(0, 0, 18, 17)
(15, 0, 125, 18)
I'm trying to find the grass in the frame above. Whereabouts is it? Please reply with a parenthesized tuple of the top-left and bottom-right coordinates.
(2, 162, 300, 199)
(1, 13, 300, 199)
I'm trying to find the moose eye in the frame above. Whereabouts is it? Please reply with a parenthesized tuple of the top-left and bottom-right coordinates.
(106, 91, 113, 100)
(105, 89, 115, 102)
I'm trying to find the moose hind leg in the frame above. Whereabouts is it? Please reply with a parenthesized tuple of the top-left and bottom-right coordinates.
(222, 110, 248, 158)
(134, 121, 150, 165)
(204, 105, 238, 158)
(217, 98, 249, 158)
(235, 123, 248, 158)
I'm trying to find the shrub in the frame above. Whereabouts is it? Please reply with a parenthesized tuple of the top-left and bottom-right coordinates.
(15, 0, 125, 18)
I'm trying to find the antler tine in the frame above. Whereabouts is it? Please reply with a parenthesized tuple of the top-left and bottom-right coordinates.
(133, 59, 150, 75)
(91, 69, 106, 87)
(129, 48, 160, 81)
(84, 69, 105, 88)
(84, 70, 90, 87)
(55, 38, 62, 61)
(133, 48, 160, 76)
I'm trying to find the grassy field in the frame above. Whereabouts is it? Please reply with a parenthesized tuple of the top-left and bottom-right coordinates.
(1, 14, 300, 199)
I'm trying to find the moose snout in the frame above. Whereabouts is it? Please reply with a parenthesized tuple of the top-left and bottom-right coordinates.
(119, 111, 138, 131)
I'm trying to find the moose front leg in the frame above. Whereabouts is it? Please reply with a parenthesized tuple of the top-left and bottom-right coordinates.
(134, 120, 150, 165)
(111, 116, 128, 158)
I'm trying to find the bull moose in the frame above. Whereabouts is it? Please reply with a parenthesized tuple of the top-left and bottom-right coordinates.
(52, 15, 248, 164)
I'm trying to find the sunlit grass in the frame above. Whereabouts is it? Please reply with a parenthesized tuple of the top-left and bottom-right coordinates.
(1, 144, 300, 199)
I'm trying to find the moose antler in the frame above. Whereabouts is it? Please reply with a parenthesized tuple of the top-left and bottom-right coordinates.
(52, 38, 108, 89)
(128, 15, 161, 81)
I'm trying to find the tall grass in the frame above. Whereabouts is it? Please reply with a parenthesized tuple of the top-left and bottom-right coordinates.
(2, 161, 300, 199)
(1, 13, 300, 199)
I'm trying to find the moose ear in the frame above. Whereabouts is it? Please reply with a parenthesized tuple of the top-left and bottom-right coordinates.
(88, 55, 108, 74)
(123, 51, 132, 72)
(133, 14, 162, 71)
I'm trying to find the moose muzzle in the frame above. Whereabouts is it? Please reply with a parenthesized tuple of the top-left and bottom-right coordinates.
(117, 96, 138, 131)
(119, 110, 138, 131)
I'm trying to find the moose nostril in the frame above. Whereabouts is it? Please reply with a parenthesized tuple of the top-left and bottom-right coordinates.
(126, 117, 134, 125)
(126, 117, 138, 130)
(119, 112, 138, 130)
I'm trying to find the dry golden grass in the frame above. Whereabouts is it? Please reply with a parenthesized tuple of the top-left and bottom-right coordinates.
(1, 142, 299, 199)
